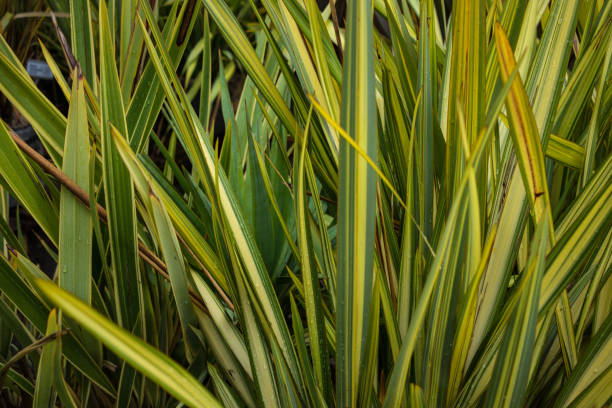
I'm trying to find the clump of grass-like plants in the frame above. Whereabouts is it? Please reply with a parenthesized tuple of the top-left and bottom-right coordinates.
(0, 0, 610, 407)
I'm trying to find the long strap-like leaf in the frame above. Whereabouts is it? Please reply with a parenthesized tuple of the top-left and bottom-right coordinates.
(336, 0, 378, 406)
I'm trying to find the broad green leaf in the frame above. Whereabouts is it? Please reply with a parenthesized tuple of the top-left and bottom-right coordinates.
(445, 0, 485, 196)
(248, 131, 298, 259)
(336, 1, 377, 406)
(58, 70, 91, 303)
(416, 0, 437, 246)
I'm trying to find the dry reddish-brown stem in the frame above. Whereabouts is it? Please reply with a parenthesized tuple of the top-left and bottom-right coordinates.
(9, 131, 233, 313)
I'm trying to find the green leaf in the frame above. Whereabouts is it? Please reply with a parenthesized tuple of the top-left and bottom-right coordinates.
(35, 279, 223, 408)
(200, 0, 298, 135)
(0, 122, 58, 245)
(554, 314, 612, 408)
(446, 226, 497, 404)
(383, 169, 473, 408)
(112, 126, 226, 290)
(58, 70, 91, 303)
(33, 310, 59, 408)
(581, 30, 612, 186)
(469, 0, 580, 361)
(193, 275, 255, 406)
(0, 37, 66, 165)
(126, 0, 201, 153)
(296, 130, 332, 403)
(136, 4, 306, 399)
(416, 0, 438, 245)
(546, 135, 584, 169)
(484, 216, 548, 408)
(119, 0, 144, 103)
(99, 0, 140, 330)
(149, 192, 200, 362)
(555, 291, 578, 375)
(69, 0, 96, 87)
(0, 255, 114, 395)
(445, 0, 486, 196)
(384, 120, 492, 408)
(208, 363, 245, 408)
(494, 22, 553, 236)
(336, 1, 378, 406)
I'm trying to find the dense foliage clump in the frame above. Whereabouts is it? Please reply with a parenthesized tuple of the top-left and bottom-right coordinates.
(0, 0, 610, 407)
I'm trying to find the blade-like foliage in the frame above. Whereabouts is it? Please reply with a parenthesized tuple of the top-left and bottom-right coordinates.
(0, 0, 610, 407)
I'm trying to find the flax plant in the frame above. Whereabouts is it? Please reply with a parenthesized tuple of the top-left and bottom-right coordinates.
(0, 0, 611, 407)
